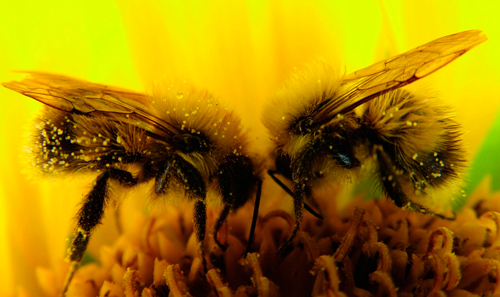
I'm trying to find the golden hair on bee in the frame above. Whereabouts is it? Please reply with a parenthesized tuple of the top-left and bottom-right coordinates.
(150, 82, 249, 156)
(262, 62, 343, 148)
(3, 72, 262, 295)
(263, 30, 487, 258)
(364, 87, 466, 212)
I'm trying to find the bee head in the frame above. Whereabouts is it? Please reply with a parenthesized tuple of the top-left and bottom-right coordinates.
(292, 116, 314, 135)
(174, 133, 210, 153)
(275, 151, 293, 180)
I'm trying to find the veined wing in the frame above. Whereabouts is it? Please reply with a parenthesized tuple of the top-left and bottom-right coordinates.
(2, 72, 182, 139)
(312, 30, 487, 125)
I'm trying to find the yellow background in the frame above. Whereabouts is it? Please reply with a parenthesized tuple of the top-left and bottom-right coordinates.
(0, 1, 499, 295)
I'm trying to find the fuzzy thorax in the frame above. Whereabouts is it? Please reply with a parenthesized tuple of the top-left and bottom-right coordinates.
(151, 83, 250, 160)
(262, 61, 342, 147)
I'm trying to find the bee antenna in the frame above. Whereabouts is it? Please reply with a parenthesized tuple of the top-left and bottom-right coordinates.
(267, 170, 324, 220)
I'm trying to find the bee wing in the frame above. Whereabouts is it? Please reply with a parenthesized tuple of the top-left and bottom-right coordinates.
(3, 72, 182, 139)
(313, 30, 487, 123)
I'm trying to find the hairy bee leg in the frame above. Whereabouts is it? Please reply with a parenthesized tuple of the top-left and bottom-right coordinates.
(276, 134, 359, 259)
(213, 180, 263, 255)
(245, 179, 262, 256)
(62, 168, 136, 295)
(213, 203, 231, 251)
(213, 155, 260, 252)
(193, 199, 208, 273)
(374, 146, 410, 208)
(154, 155, 208, 272)
(277, 181, 305, 258)
(374, 146, 454, 219)
(176, 159, 209, 273)
(275, 136, 320, 259)
(267, 170, 324, 219)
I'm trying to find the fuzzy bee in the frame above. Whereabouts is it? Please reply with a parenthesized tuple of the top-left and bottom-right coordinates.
(3, 73, 262, 294)
(262, 30, 487, 255)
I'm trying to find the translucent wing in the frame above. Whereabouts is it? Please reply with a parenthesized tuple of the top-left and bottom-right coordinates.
(313, 30, 487, 124)
(2, 72, 182, 139)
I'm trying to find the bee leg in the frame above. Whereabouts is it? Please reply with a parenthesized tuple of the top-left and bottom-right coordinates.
(193, 199, 208, 273)
(275, 138, 320, 259)
(374, 146, 451, 218)
(214, 155, 260, 252)
(213, 203, 231, 251)
(62, 168, 136, 295)
(374, 146, 410, 208)
(154, 155, 208, 273)
(267, 170, 324, 219)
(245, 179, 262, 255)
(277, 181, 305, 259)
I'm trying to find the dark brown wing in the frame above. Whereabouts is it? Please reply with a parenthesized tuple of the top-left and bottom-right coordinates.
(312, 30, 487, 125)
(2, 72, 182, 139)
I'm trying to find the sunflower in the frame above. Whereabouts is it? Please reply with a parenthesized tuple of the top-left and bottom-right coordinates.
(1, 1, 499, 296)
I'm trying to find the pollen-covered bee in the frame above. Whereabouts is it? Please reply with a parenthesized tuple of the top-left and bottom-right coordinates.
(3, 73, 262, 294)
(262, 30, 487, 255)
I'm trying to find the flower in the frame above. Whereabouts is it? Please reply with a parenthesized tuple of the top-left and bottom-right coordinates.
(32, 177, 500, 296)
(1, 1, 499, 296)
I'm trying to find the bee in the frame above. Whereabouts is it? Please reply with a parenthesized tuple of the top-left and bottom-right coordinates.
(3, 73, 262, 294)
(262, 30, 487, 255)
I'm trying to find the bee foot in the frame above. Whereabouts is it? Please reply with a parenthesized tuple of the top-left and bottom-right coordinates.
(214, 238, 228, 251)
(276, 241, 293, 260)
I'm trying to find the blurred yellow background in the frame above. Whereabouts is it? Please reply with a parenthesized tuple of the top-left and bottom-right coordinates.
(0, 0, 499, 295)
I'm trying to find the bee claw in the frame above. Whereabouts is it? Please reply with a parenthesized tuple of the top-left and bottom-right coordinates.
(214, 238, 228, 251)
(276, 241, 293, 260)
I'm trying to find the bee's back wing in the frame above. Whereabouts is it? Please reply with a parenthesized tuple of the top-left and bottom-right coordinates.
(314, 30, 487, 122)
(3, 72, 181, 139)
(344, 30, 486, 83)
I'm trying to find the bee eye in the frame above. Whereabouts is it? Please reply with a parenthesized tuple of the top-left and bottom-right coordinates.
(337, 153, 352, 167)
(334, 151, 359, 169)
(175, 134, 209, 153)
